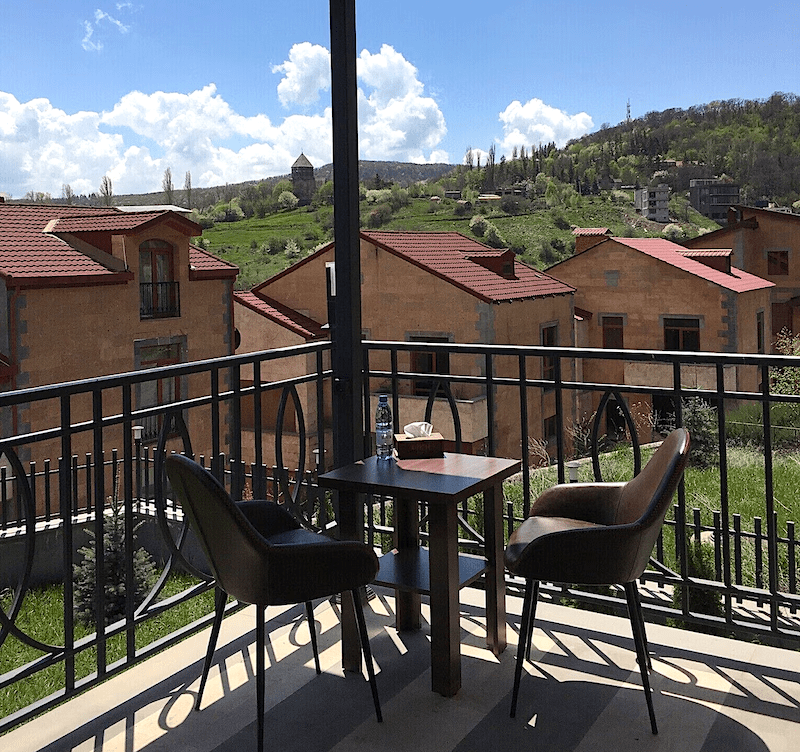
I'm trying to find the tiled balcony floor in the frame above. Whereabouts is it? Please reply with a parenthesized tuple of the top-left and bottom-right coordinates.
(6, 587, 800, 752)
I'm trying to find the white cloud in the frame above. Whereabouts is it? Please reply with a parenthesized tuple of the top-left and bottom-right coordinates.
(498, 98, 593, 152)
(0, 42, 449, 198)
(272, 42, 331, 108)
(81, 6, 131, 53)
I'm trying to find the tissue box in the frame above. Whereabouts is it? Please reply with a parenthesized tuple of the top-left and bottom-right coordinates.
(394, 432, 445, 459)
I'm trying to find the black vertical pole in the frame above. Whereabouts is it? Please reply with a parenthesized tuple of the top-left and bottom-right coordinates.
(330, 0, 365, 673)
(330, 0, 364, 471)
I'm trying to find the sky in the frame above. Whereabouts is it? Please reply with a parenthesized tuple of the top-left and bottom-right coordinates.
(2, 0, 799, 199)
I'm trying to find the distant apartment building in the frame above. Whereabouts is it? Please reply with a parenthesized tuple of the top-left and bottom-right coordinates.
(235, 230, 576, 464)
(634, 184, 670, 223)
(684, 205, 800, 346)
(689, 179, 740, 223)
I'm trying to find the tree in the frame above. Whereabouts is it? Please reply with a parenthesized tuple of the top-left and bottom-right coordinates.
(183, 170, 192, 209)
(62, 184, 75, 204)
(162, 167, 174, 205)
(100, 175, 113, 206)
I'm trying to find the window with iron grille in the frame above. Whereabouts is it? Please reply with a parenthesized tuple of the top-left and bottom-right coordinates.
(140, 239, 180, 319)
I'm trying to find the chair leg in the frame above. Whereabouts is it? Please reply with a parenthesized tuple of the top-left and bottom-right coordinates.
(196, 587, 227, 710)
(510, 579, 539, 718)
(306, 601, 321, 674)
(630, 582, 652, 669)
(350, 589, 382, 722)
(256, 605, 266, 752)
(624, 582, 658, 735)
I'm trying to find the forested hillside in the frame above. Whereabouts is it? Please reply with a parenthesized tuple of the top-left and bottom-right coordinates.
(439, 92, 800, 206)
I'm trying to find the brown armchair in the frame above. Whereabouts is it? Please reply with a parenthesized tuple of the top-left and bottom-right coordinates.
(504, 428, 690, 734)
(165, 454, 382, 752)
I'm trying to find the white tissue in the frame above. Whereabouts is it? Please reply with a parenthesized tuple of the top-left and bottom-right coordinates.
(404, 421, 434, 438)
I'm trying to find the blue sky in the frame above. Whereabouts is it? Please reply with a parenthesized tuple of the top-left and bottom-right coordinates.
(2, 0, 799, 198)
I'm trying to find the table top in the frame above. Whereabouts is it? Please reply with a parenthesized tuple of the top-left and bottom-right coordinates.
(318, 453, 520, 503)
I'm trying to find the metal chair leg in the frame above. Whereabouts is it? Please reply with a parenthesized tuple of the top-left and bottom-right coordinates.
(350, 589, 382, 722)
(255, 605, 266, 752)
(631, 582, 652, 669)
(306, 601, 321, 674)
(196, 587, 227, 710)
(624, 582, 658, 735)
(510, 579, 539, 718)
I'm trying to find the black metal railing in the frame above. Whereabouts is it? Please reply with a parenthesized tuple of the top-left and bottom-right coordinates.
(139, 281, 180, 319)
(1, 339, 799, 732)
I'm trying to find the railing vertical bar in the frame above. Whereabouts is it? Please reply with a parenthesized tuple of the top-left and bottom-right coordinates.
(252, 361, 264, 498)
(122, 384, 137, 660)
(60, 394, 76, 692)
(484, 353, 495, 456)
(92, 390, 107, 677)
(517, 355, 530, 518)
(210, 368, 221, 480)
(553, 355, 565, 484)
(715, 363, 732, 623)
(230, 365, 243, 500)
(760, 363, 778, 631)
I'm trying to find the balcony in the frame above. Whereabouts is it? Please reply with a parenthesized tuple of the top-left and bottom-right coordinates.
(1, 340, 800, 749)
(139, 281, 181, 319)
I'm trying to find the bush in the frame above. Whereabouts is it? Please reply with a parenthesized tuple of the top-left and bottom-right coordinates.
(484, 222, 507, 248)
(469, 214, 488, 237)
(277, 191, 299, 211)
(672, 541, 725, 622)
(663, 223, 685, 240)
(366, 203, 393, 228)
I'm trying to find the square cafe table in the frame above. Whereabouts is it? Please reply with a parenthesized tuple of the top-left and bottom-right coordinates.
(318, 452, 520, 696)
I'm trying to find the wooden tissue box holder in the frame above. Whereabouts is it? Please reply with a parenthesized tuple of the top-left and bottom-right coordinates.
(394, 432, 445, 459)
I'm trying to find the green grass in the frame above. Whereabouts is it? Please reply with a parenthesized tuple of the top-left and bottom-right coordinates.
(0, 573, 216, 722)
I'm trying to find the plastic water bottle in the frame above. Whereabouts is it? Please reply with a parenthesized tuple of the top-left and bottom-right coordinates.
(375, 394, 393, 460)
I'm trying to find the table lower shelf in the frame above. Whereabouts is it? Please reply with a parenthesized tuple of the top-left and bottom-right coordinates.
(373, 547, 488, 595)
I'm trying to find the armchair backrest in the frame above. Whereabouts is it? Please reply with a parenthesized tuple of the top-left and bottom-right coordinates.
(166, 454, 275, 605)
(614, 428, 690, 577)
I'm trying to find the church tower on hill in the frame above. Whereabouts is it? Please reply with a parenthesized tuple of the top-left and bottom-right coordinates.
(291, 153, 317, 206)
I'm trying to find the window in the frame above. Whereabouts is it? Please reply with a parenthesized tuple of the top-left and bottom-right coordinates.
(541, 324, 557, 382)
(602, 316, 624, 349)
(409, 335, 450, 397)
(140, 240, 180, 318)
(664, 318, 700, 351)
(757, 311, 765, 354)
(139, 342, 182, 440)
(543, 415, 558, 446)
(767, 250, 789, 276)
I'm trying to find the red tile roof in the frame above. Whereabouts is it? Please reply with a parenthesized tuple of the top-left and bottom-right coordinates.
(189, 246, 238, 280)
(234, 291, 325, 339)
(572, 227, 610, 236)
(609, 237, 772, 293)
(0, 204, 129, 287)
(0, 203, 231, 287)
(362, 231, 574, 302)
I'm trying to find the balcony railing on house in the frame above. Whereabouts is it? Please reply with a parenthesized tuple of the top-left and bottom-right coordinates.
(1, 340, 799, 732)
(139, 281, 180, 319)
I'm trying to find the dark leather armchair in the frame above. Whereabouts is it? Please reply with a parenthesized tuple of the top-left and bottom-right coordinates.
(165, 454, 382, 752)
(504, 428, 690, 734)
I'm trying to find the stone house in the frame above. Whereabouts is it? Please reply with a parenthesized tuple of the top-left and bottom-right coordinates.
(234, 230, 576, 465)
(546, 235, 773, 434)
(0, 201, 238, 509)
(684, 205, 800, 348)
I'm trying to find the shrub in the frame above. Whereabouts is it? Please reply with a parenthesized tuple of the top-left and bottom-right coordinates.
(366, 203, 393, 228)
(277, 191, 299, 210)
(663, 223, 685, 240)
(484, 222, 507, 248)
(672, 540, 725, 623)
(469, 214, 488, 237)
